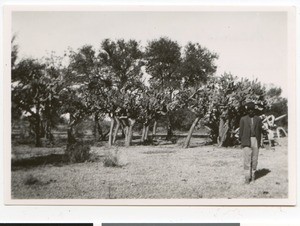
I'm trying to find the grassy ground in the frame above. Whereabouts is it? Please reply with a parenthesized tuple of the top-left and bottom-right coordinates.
(11, 137, 288, 199)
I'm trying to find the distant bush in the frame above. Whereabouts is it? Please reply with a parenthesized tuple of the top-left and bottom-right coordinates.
(265, 86, 288, 128)
(65, 141, 90, 163)
(103, 148, 122, 167)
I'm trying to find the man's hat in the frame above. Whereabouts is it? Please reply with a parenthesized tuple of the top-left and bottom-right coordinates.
(245, 102, 255, 110)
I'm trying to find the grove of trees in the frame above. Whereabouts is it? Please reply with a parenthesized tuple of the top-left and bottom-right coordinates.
(11, 36, 288, 154)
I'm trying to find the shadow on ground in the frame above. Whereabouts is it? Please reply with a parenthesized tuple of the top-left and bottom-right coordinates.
(12, 154, 67, 171)
(255, 168, 271, 180)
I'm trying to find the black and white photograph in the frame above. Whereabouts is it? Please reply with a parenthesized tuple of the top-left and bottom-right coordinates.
(4, 6, 296, 205)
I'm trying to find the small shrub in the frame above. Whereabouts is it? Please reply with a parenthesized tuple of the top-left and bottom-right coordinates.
(103, 148, 121, 167)
(24, 174, 39, 185)
(65, 141, 91, 163)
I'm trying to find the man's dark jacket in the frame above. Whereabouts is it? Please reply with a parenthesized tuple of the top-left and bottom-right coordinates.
(239, 115, 263, 148)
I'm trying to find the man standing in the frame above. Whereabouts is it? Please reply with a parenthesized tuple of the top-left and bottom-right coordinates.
(239, 102, 263, 184)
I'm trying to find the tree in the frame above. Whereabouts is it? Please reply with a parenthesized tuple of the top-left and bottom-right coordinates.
(99, 39, 144, 147)
(62, 45, 105, 144)
(137, 87, 168, 142)
(117, 90, 143, 146)
(66, 45, 112, 142)
(179, 73, 269, 148)
(11, 35, 23, 123)
(59, 87, 90, 144)
(40, 54, 66, 142)
(12, 58, 61, 146)
(179, 42, 218, 147)
(203, 74, 268, 146)
(176, 82, 215, 148)
(145, 37, 182, 139)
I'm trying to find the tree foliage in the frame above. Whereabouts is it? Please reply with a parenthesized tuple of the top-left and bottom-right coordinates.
(98, 39, 145, 146)
(181, 42, 218, 88)
(202, 74, 268, 145)
(11, 37, 287, 149)
(145, 37, 182, 91)
(12, 56, 63, 146)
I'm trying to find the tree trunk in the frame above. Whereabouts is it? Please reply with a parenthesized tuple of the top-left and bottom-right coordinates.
(113, 117, 120, 144)
(167, 123, 173, 139)
(35, 102, 42, 147)
(125, 119, 136, 147)
(118, 118, 127, 139)
(98, 125, 104, 139)
(217, 118, 225, 146)
(152, 120, 157, 139)
(144, 125, 149, 141)
(46, 121, 54, 143)
(218, 119, 229, 147)
(93, 113, 100, 141)
(35, 116, 42, 147)
(121, 128, 126, 138)
(67, 125, 76, 145)
(124, 126, 129, 145)
(108, 117, 115, 148)
(141, 124, 146, 142)
(166, 114, 173, 140)
(126, 125, 133, 147)
(40, 121, 46, 138)
(166, 90, 174, 140)
(184, 117, 200, 148)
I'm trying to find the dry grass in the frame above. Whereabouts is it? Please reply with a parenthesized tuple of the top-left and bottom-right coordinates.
(103, 148, 123, 167)
(11, 138, 288, 199)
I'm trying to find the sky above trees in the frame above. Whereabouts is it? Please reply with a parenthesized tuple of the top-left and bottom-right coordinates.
(12, 11, 288, 97)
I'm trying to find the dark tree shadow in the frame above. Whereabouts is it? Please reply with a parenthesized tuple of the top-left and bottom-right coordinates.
(12, 154, 68, 171)
(254, 168, 271, 180)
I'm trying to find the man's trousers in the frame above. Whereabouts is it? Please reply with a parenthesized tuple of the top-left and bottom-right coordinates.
(243, 137, 259, 179)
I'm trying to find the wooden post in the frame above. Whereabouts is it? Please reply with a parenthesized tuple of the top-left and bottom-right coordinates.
(125, 119, 136, 147)
(141, 124, 146, 142)
(145, 125, 149, 141)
